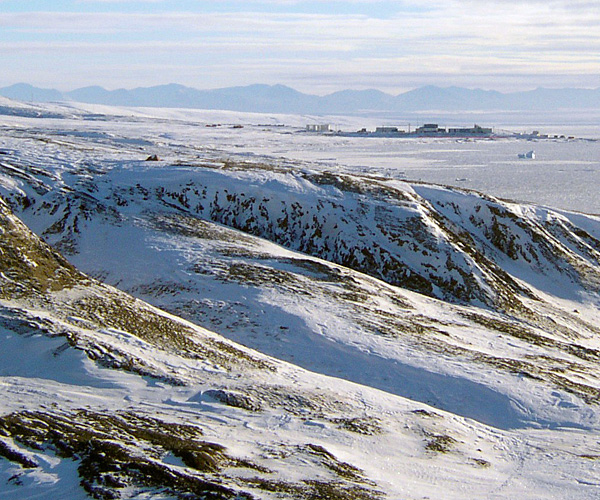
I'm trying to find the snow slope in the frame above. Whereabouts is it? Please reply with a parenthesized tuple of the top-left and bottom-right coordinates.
(5, 193, 600, 499)
(1, 100, 600, 499)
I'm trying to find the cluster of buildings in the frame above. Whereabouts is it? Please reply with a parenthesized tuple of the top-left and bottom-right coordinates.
(306, 123, 495, 138)
(305, 123, 577, 142)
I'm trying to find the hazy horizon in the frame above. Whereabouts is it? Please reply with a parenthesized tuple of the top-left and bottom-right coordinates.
(3, 81, 600, 96)
(1, 1, 599, 95)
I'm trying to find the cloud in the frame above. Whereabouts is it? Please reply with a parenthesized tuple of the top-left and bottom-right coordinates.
(0, 38, 357, 53)
(1, 1, 599, 92)
(75, 0, 164, 3)
(2, 4, 597, 40)
(3, 7, 598, 59)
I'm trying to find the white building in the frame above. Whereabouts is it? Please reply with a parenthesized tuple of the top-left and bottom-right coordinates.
(306, 124, 332, 133)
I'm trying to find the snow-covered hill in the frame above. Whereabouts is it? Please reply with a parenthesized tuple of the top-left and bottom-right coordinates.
(1, 100, 600, 499)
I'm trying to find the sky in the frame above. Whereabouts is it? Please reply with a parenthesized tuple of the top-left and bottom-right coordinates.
(1, 0, 599, 95)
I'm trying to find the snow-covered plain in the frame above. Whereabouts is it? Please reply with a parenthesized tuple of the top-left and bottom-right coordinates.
(1, 98, 600, 499)
(1, 99, 599, 215)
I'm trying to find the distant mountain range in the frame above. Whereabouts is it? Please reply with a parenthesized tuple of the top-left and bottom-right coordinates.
(2, 82, 600, 114)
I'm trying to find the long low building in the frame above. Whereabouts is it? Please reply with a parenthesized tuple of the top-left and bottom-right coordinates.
(415, 123, 493, 136)
(447, 124, 493, 136)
